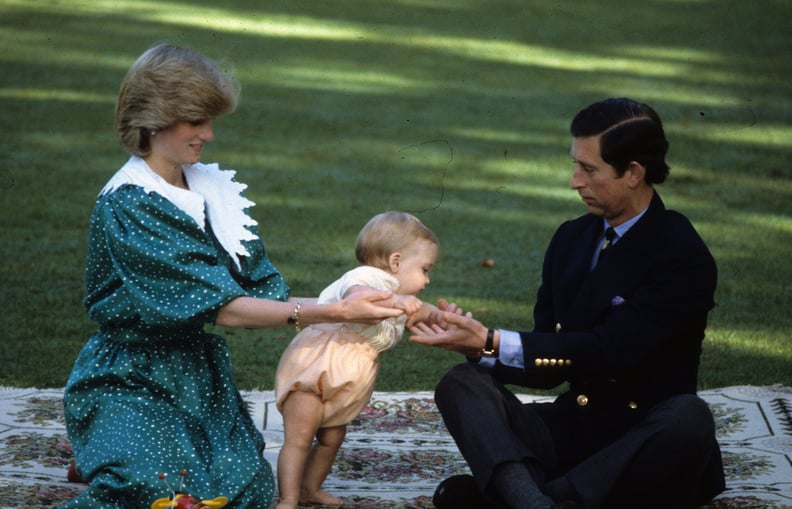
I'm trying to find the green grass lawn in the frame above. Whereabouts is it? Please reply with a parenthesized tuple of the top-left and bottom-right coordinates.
(1, 0, 790, 391)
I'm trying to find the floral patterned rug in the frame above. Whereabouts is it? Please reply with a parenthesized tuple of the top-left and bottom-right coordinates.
(1, 385, 790, 508)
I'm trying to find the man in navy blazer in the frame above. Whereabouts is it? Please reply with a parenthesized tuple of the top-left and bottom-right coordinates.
(411, 98, 725, 508)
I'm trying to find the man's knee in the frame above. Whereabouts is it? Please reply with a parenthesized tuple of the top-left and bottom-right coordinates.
(436, 362, 474, 401)
(652, 394, 717, 450)
(435, 362, 493, 408)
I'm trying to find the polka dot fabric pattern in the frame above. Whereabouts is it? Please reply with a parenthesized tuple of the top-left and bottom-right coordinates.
(52, 161, 290, 508)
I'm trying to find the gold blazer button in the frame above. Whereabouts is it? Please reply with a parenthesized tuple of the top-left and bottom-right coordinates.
(576, 394, 589, 406)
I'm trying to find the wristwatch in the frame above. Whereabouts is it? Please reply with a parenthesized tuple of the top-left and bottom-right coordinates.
(481, 328, 496, 357)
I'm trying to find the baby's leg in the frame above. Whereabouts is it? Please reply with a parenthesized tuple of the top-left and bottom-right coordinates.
(299, 424, 347, 506)
(276, 391, 325, 509)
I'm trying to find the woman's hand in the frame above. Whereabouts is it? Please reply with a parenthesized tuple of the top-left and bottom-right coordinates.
(338, 287, 404, 324)
(408, 310, 491, 358)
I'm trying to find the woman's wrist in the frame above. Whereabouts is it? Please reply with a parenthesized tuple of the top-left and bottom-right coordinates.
(329, 299, 352, 322)
(286, 301, 302, 331)
(286, 297, 320, 328)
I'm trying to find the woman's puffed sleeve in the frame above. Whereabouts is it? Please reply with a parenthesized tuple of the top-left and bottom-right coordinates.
(86, 187, 259, 328)
(233, 222, 290, 301)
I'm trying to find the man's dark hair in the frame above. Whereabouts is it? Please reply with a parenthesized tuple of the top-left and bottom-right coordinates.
(571, 98, 670, 184)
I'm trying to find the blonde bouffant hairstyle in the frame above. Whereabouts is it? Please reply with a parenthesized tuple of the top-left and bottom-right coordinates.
(114, 43, 240, 157)
(355, 212, 438, 271)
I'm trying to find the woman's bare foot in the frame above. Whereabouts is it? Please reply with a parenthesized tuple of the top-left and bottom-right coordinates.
(299, 489, 343, 506)
(274, 496, 298, 509)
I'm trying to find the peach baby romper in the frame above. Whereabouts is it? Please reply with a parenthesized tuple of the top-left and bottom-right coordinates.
(274, 265, 406, 427)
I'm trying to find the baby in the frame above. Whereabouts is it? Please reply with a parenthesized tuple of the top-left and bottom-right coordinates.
(274, 211, 439, 508)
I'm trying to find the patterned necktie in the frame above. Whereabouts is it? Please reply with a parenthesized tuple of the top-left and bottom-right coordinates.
(594, 227, 618, 269)
(601, 227, 617, 252)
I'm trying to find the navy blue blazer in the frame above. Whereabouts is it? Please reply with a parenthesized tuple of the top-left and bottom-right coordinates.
(493, 191, 717, 413)
(485, 191, 724, 503)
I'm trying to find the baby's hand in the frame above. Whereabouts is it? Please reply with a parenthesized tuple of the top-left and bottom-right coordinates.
(394, 295, 423, 316)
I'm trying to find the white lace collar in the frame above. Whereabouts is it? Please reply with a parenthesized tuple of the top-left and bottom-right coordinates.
(101, 156, 258, 270)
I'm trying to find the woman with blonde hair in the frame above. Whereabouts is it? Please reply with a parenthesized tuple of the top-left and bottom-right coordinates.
(60, 43, 403, 508)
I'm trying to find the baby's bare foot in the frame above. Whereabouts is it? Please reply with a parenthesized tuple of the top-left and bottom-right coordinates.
(299, 489, 343, 507)
(275, 496, 298, 509)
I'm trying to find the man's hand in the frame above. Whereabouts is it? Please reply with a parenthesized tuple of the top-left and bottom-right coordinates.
(408, 310, 489, 358)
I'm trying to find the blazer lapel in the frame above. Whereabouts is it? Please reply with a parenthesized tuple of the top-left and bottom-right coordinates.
(553, 218, 602, 327)
(568, 192, 666, 327)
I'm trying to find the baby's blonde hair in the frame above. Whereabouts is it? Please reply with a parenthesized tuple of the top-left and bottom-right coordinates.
(355, 212, 438, 271)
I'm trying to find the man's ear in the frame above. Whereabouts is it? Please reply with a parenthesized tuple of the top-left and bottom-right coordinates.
(625, 161, 646, 188)
(388, 252, 401, 273)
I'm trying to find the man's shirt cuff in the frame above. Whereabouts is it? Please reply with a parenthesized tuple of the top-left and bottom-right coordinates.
(476, 329, 523, 369)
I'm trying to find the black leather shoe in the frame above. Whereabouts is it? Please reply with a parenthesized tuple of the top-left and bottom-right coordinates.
(432, 474, 491, 509)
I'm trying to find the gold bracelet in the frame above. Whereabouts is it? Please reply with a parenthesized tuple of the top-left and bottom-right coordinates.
(287, 302, 302, 331)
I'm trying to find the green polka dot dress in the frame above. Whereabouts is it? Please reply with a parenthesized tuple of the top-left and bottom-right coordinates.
(60, 157, 289, 508)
